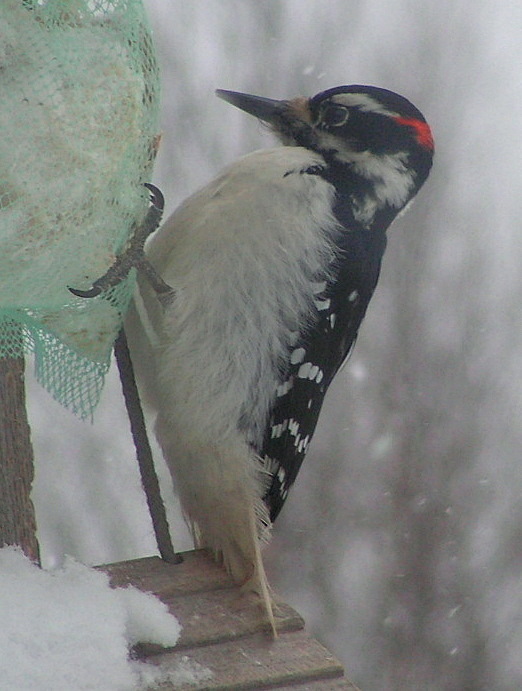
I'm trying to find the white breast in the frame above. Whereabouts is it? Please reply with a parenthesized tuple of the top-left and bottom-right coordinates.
(142, 146, 339, 445)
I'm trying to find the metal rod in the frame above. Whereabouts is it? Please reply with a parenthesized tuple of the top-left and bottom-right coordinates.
(114, 329, 181, 564)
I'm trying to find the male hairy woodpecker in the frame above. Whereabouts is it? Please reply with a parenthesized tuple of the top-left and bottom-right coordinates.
(126, 84, 433, 633)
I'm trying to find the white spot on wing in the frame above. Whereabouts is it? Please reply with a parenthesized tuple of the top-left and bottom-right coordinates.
(314, 297, 331, 311)
(271, 423, 283, 439)
(308, 364, 319, 380)
(298, 362, 312, 379)
(298, 361, 324, 382)
(277, 377, 294, 397)
(288, 418, 300, 437)
(297, 435, 310, 453)
(290, 347, 306, 365)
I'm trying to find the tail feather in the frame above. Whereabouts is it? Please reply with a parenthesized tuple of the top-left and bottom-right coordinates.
(243, 504, 277, 636)
(156, 424, 277, 635)
(192, 501, 276, 636)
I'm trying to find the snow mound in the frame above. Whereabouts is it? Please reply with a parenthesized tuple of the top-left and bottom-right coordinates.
(0, 547, 210, 690)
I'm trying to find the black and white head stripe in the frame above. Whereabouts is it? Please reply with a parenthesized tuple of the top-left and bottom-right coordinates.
(309, 85, 434, 154)
(310, 85, 430, 125)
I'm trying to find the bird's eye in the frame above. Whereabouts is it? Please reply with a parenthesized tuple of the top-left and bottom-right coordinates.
(320, 104, 349, 127)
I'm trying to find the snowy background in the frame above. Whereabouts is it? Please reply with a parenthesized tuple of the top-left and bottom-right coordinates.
(22, 1, 522, 689)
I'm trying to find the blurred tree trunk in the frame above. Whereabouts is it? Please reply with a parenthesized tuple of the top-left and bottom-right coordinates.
(0, 355, 40, 563)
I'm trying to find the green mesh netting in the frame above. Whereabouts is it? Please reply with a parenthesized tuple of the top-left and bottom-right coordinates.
(0, 0, 160, 419)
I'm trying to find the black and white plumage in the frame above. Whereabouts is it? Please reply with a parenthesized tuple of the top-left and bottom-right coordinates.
(126, 85, 433, 633)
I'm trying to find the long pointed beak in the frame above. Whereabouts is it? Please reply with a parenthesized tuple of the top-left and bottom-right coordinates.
(216, 89, 287, 124)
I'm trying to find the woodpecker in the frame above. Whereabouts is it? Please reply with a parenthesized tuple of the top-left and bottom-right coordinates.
(127, 85, 433, 633)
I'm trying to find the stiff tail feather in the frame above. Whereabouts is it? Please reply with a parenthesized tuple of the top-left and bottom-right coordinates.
(157, 430, 278, 636)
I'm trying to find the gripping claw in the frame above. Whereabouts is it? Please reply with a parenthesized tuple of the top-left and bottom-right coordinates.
(68, 285, 102, 298)
(144, 183, 164, 211)
(68, 183, 171, 300)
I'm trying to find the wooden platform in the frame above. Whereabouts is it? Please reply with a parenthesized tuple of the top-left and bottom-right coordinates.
(101, 550, 359, 690)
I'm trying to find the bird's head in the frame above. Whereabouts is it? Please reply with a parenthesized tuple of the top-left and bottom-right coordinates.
(216, 85, 434, 223)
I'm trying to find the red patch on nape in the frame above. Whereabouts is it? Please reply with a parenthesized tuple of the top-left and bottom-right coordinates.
(394, 116, 434, 150)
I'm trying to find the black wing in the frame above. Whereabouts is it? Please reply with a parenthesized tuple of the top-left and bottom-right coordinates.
(261, 228, 387, 521)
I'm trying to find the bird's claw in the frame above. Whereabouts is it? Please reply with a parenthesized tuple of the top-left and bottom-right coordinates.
(144, 183, 164, 211)
(68, 183, 172, 300)
(68, 285, 102, 298)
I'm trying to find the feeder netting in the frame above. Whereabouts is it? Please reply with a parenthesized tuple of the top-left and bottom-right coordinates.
(0, 0, 160, 418)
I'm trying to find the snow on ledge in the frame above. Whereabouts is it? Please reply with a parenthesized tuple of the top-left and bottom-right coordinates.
(0, 547, 212, 690)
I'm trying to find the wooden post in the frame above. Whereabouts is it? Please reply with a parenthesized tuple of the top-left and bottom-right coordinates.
(0, 355, 40, 563)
